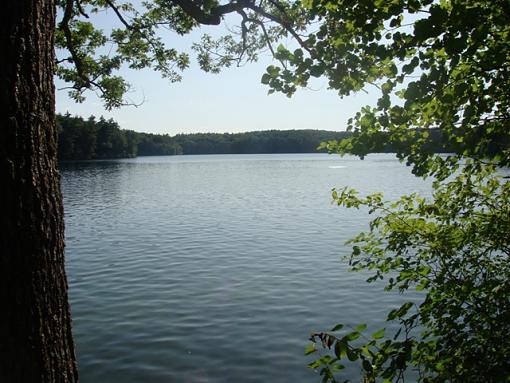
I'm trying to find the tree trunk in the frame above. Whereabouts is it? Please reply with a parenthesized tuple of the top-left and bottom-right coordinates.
(0, 0, 78, 381)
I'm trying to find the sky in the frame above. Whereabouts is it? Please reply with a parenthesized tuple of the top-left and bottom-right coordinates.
(55, 8, 379, 136)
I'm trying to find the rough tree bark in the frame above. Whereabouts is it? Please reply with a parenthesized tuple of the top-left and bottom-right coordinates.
(0, 0, 78, 381)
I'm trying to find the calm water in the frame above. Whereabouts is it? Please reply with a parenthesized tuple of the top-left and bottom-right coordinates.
(61, 153, 431, 382)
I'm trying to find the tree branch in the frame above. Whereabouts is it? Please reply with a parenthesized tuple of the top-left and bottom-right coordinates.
(246, 3, 312, 54)
(170, 0, 254, 25)
(104, 0, 133, 30)
(60, 0, 90, 88)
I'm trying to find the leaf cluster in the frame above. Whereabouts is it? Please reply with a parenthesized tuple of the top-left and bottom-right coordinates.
(55, 0, 307, 109)
(56, 0, 199, 109)
(308, 167, 510, 382)
(273, 2, 510, 381)
(265, 0, 510, 176)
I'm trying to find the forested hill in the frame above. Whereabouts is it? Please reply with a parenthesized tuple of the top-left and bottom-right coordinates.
(57, 113, 351, 160)
(173, 130, 350, 155)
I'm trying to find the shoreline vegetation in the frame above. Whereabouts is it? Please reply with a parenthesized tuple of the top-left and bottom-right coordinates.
(58, 113, 449, 161)
(57, 113, 349, 160)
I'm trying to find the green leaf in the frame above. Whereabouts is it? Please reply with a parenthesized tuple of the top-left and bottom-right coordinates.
(346, 347, 359, 361)
(345, 331, 360, 341)
(334, 339, 347, 359)
(371, 328, 385, 340)
(331, 364, 345, 371)
(362, 359, 373, 372)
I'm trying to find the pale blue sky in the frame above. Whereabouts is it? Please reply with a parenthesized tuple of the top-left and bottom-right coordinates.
(55, 12, 379, 135)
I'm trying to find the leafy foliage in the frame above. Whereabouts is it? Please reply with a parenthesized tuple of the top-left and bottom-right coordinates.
(55, 0, 303, 109)
(306, 166, 510, 382)
(263, 1, 510, 381)
(56, 0, 193, 109)
(266, 0, 510, 178)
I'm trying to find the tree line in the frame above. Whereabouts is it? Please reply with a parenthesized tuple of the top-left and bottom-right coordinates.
(58, 113, 452, 160)
(57, 113, 180, 160)
(57, 113, 353, 159)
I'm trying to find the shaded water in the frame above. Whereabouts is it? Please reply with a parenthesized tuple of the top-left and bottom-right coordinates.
(62, 153, 430, 382)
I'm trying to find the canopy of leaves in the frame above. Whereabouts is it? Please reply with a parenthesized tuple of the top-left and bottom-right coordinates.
(55, 0, 307, 109)
(265, 0, 510, 177)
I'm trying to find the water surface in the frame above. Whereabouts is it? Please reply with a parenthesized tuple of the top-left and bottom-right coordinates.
(62, 153, 430, 382)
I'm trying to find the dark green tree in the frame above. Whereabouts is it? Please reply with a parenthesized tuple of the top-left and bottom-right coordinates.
(58, 113, 98, 160)
(57, 112, 353, 158)
(124, 130, 139, 157)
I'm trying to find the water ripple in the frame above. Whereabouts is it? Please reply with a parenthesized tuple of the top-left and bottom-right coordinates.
(62, 153, 431, 382)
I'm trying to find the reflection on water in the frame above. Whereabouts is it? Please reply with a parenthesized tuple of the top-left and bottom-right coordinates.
(61, 153, 431, 382)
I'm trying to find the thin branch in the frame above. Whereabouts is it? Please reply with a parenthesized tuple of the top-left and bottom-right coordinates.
(75, 0, 89, 18)
(60, 0, 90, 87)
(104, 0, 133, 30)
(56, 57, 73, 64)
(170, 0, 253, 25)
(238, 9, 250, 61)
(248, 3, 312, 54)
(238, 10, 277, 61)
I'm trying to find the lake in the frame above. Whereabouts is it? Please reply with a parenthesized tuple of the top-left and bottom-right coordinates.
(61, 153, 431, 382)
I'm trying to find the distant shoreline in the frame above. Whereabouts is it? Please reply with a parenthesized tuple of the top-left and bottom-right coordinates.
(57, 113, 351, 161)
(58, 151, 336, 162)
(58, 113, 450, 162)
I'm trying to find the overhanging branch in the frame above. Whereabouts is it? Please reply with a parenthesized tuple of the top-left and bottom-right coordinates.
(170, 0, 254, 25)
